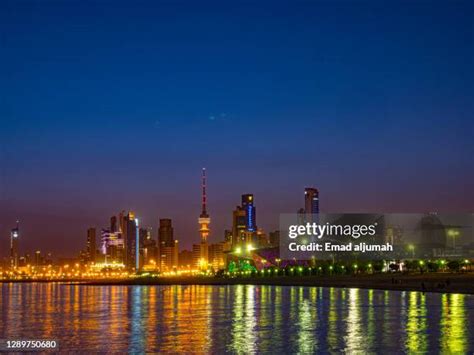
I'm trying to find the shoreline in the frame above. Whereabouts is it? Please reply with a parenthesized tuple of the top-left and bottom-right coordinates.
(3, 273, 474, 294)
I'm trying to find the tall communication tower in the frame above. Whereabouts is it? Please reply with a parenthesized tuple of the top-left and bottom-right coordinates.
(198, 168, 210, 268)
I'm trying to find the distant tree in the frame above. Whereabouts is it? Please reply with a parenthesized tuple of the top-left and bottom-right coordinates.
(372, 260, 384, 273)
(426, 262, 439, 272)
(403, 260, 417, 272)
(447, 261, 460, 272)
(389, 263, 399, 272)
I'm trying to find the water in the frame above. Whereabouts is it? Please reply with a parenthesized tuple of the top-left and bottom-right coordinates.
(1, 283, 473, 353)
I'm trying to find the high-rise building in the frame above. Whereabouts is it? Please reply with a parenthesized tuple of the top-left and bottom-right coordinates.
(123, 212, 138, 270)
(86, 227, 96, 263)
(10, 221, 19, 269)
(178, 250, 194, 270)
(118, 211, 125, 235)
(269, 231, 280, 247)
(224, 230, 233, 244)
(100, 229, 124, 263)
(141, 228, 157, 268)
(232, 206, 247, 246)
(110, 216, 118, 233)
(304, 187, 319, 216)
(242, 194, 257, 232)
(159, 219, 174, 247)
(198, 168, 210, 268)
(160, 240, 178, 272)
(208, 243, 225, 271)
(231, 194, 258, 247)
(192, 243, 202, 269)
(158, 219, 178, 272)
(34, 250, 42, 266)
(256, 229, 270, 248)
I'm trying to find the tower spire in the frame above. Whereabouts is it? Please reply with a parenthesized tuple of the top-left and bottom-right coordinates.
(201, 168, 208, 217)
(198, 168, 210, 248)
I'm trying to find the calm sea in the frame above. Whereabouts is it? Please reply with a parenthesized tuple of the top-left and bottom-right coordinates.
(1, 283, 473, 353)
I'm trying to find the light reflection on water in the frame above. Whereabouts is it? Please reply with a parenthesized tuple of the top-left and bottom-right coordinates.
(1, 283, 474, 353)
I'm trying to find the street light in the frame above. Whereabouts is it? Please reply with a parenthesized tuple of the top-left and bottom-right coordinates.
(447, 229, 460, 248)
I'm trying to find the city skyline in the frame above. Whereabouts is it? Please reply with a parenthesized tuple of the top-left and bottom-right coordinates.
(1, 1, 473, 257)
(2, 168, 319, 258)
(3, 169, 474, 261)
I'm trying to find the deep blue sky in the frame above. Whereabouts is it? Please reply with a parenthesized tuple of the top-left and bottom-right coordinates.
(1, 0, 473, 257)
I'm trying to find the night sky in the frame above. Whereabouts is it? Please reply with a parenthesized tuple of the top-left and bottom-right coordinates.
(1, 1, 473, 257)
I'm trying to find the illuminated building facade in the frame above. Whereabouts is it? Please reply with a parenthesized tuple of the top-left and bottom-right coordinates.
(208, 242, 225, 270)
(192, 243, 203, 269)
(242, 194, 257, 232)
(100, 229, 124, 263)
(232, 194, 258, 247)
(178, 250, 193, 270)
(141, 228, 158, 269)
(34, 250, 42, 266)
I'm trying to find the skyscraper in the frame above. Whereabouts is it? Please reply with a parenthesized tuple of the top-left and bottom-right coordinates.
(141, 228, 157, 268)
(158, 219, 174, 247)
(232, 206, 247, 246)
(231, 194, 258, 248)
(10, 221, 19, 268)
(304, 187, 319, 222)
(110, 216, 118, 233)
(86, 227, 96, 263)
(241, 194, 257, 232)
(158, 218, 178, 271)
(100, 229, 124, 263)
(123, 212, 138, 270)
